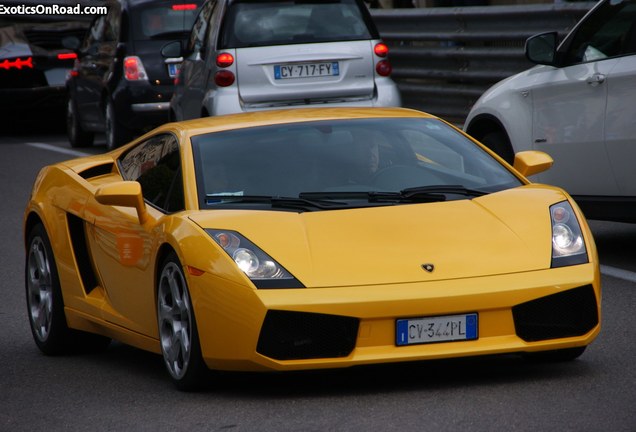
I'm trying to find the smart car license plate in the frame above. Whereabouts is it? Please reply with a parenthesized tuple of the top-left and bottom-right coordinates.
(168, 63, 181, 78)
(396, 313, 478, 346)
(274, 62, 339, 79)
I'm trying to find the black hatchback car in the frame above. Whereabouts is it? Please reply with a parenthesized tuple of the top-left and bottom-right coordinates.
(66, 0, 202, 149)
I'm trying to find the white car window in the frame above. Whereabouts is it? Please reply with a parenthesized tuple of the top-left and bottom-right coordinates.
(563, 0, 636, 65)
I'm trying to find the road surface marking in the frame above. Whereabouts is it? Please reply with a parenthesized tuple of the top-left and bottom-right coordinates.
(27, 142, 91, 158)
(601, 265, 636, 283)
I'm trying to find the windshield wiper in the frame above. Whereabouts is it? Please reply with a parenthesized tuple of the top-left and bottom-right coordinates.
(300, 185, 487, 204)
(205, 194, 351, 211)
(400, 185, 488, 199)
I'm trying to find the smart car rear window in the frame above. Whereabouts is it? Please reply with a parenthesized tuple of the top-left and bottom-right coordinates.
(131, 1, 199, 41)
(219, 0, 377, 49)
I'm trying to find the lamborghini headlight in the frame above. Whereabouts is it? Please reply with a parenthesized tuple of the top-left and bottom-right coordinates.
(550, 201, 588, 268)
(207, 229, 303, 288)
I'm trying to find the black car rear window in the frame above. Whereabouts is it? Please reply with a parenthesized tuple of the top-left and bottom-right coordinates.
(131, 1, 200, 41)
(219, 0, 378, 49)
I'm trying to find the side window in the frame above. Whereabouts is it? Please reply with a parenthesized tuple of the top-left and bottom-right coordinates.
(563, 0, 636, 64)
(187, 0, 216, 54)
(119, 134, 185, 213)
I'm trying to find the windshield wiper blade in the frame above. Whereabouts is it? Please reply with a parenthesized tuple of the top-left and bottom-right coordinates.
(400, 185, 488, 199)
(205, 194, 348, 211)
(300, 186, 486, 204)
(299, 190, 445, 203)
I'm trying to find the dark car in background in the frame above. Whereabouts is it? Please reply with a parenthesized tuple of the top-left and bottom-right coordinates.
(0, 5, 91, 129)
(65, 0, 202, 149)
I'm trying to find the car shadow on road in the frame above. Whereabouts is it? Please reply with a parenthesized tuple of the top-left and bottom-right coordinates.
(71, 339, 597, 396)
(208, 354, 596, 398)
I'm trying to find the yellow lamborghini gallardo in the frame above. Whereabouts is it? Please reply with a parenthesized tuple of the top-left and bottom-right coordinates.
(24, 108, 601, 390)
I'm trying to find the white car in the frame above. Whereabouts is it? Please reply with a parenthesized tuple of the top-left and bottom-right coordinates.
(464, 0, 636, 223)
(161, 0, 401, 120)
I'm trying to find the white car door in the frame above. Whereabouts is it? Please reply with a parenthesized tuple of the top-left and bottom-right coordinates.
(532, 0, 636, 197)
(531, 59, 619, 196)
(604, 54, 636, 195)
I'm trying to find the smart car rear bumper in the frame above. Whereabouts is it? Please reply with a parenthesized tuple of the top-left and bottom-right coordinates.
(204, 78, 402, 116)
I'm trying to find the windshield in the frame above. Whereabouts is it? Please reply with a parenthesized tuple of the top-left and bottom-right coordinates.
(132, 1, 200, 40)
(219, 0, 376, 49)
(191, 117, 523, 210)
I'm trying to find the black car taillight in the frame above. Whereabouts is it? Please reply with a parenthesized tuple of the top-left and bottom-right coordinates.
(123, 56, 149, 81)
(172, 3, 197, 10)
(0, 57, 33, 70)
(57, 53, 77, 61)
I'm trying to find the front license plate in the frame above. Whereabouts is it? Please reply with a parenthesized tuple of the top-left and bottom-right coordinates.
(274, 62, 339, 79)
(168, 63, 181, 78)
(396, 313, 478, 346)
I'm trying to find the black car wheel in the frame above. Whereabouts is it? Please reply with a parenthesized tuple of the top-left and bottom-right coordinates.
(157, 252, 207, 391)
(105, 99, 131, 151)
(67, 98, 94, 148)
(26, 223, 110, 355)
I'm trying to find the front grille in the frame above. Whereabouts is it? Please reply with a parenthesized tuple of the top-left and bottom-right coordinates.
(513, 285, 598, 342)
(257, 310, 359, 361)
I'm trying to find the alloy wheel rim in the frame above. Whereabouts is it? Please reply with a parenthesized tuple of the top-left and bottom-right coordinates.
(158, 262, 192, 380)
(27, 237, 53, 342)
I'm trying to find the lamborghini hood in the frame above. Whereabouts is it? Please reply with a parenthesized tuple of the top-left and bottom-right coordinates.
(189, 186, 571, 288)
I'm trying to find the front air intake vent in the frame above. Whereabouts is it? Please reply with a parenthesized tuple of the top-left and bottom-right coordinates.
(78, 163, 114, 180)
(257, 310, 359, 360)
(513, 285, 598, 342)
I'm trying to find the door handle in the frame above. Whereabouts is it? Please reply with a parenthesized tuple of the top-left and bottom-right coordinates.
(586, 73, 606, 86)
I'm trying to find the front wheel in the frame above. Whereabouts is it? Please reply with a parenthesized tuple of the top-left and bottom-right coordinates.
(157, 252, 207, 391)
(66, 97, 94, 148)
(105, 99, 131, 151)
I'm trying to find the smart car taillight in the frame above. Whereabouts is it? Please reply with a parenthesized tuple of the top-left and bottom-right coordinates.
(376, 60, 392, 77)
(216, 53, 234, 68)
(123, 56, 148, 81)
(215, 70, 235, 87)
(374, 43, 389, 58)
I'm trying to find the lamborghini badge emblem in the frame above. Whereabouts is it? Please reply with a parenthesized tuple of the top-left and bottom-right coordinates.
(421, 264, 435, 273)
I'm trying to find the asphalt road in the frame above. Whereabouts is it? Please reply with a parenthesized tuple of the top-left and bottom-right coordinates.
(1, 129, 635, 431)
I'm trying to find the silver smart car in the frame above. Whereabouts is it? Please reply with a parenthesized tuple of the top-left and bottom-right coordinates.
(162, 0, 401, 120)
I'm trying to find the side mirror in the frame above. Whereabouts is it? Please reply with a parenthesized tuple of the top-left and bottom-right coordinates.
(161, 40, 183, 58)
(513, 150, 553, 178)
(95, 181, 148, 224)
(525, 31, 558, 66)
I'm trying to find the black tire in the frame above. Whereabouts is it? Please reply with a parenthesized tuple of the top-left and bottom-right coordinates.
(105, 99, 131, 151)
(157, 252, 208, 391)
(25, 223, 110, 355)
(480, 130, 515, 165)
(66, 97, 94, 148)
(524, 346, 587, 363)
